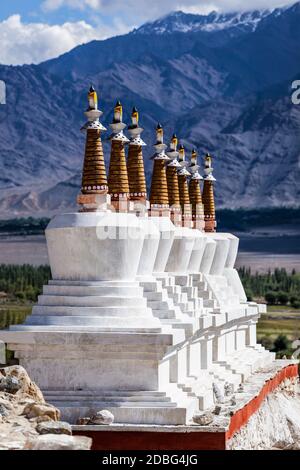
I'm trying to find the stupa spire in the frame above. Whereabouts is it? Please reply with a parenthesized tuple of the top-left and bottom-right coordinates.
(177, 144, 192, 227)
(149, 123, 170, 216)
(127, 106, 147, 206)
(166, 133, 182, 225)
(202, 152, 216, 232)
(108, 100, 130, 211)
(188, 149, 204, 230)
(77, 86, 109, 211)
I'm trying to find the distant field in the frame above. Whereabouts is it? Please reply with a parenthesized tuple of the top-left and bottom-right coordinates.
(0, 302, 31, 329)
(257, 306, 300, 341)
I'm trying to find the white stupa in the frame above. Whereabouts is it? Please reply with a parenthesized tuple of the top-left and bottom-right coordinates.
(0, 87, 297, 448)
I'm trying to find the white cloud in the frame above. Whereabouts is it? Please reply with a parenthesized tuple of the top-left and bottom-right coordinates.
(42, 0, 101, 11)
(41, 0, 295, 21)
(0, 14, 128, 65)
(0, 0, 296, 65)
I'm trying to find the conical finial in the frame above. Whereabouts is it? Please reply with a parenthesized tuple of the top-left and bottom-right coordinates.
(205, 152, 212, 169)
(204, 152, 216, 180)
(156, 123, 163, 144)
(178, 144, 185, 163)
(170, 133, 178, 152)
(191, 149, 197, 166)
(88, 85, 98, 111)
(113, 100, 123, 123)
(131, 106, 139, 126)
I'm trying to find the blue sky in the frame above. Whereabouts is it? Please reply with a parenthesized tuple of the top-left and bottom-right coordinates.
(0, 0, 295, 65)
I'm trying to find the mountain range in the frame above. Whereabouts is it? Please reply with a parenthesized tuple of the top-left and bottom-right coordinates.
(0, 2, 299, 217)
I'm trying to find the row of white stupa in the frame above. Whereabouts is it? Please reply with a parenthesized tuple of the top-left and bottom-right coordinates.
(0, 206, 275, 424)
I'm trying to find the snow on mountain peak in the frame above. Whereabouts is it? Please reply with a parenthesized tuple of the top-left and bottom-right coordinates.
(134, 7, 280, 35)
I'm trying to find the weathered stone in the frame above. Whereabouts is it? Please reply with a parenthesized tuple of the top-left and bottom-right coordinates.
(36, 415, 53, 424)
(36, 421, 72, 436)
(0, 404, 9, 417)
(213, 405, 222, 415)
(237, 384, 244, 393)
(193, 411, 214, 426)
(224, 382, 234, 397)
(0, 397, 13, 411)
(76, 417, 90, 425)
(0, 366, 44, 402)
(231, 395, 237, 406)
(213, 382, 225, 404)
(23, 402, 60, 421)
(89, 409, 114, 425)
(24, 434, 92, 450)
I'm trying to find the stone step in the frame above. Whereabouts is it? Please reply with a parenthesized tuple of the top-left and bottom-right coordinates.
(38, 295, 147, 308)
(44, 395, 172, 403)
(147, 299, 173, 310)
(26, 315, 159, 328)
(144, 291, 168, 301)
(140, 281, 163, 292)
(197, 290, 213, 300)
(60, 405, 188, 425)
(49, 280, 140, 287)
(204, 299, 217, 309)
(43, 284, 144, 297)
(173, 275, 192, 287)
(10, 324, 161, 333)
(158, 277, 176, 287)
(152, 309, 177, 319)
(47, 400, 178, 408)
(32, 305, 153, 317)
(193, 281, 207, 290)
(43, 390, 168, 397)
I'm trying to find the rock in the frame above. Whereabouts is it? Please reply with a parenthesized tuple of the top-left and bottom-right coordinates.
(237, 384, 244, 393)
(76, 417, 90, 425)
(213, 382, 225, 404)
(36, 421, 72, 436)
(23, 402, 60, 421)
(193, 411, 214, 426)
(213, 405, 222, 415)
(24, 434, 92, 450)
(0, 366, 44, 402)
(36, 415, 53, 424)
(231, 395, 237, 406)
(89, 409, 114, 425)
(224, 382, 234, 397)
(0, 404, 9, 417)
(0, 397, 13, 411)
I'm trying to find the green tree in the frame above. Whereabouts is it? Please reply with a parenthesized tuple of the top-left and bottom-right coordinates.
(273, 334, 290, 353)
(265, 291, 277, 305)
(277, 291, 289, 305)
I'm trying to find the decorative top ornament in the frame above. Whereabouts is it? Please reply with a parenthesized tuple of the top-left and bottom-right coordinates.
(88, 85, 98, 110)
(166, 133, 181, 167)
(113, 100, 123, 123)
(109, 100, 129, 142)
(128, 106, 146, 146)
(170, 133, 178, 151)
(81, 86, 106, 132)
(131, 107, 139, 127)
(156, 123, 163, 144)
(204, 152, 216, 181)
(189, 149, 203, 180)
(178, 144, 190, 176)
(152, 123, 168, 160)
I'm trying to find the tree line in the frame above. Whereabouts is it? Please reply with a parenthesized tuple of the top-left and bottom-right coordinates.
(0, 264, 51, 301)
(239, 267, 300, 307)
(0, 264, 299, 307)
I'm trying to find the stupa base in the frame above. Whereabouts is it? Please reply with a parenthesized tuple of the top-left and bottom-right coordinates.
(72, 362, 298, 450)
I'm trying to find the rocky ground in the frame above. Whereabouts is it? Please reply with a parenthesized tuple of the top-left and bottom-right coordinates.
(228, 381, 300, 450)
(0, 365, 92, 450)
